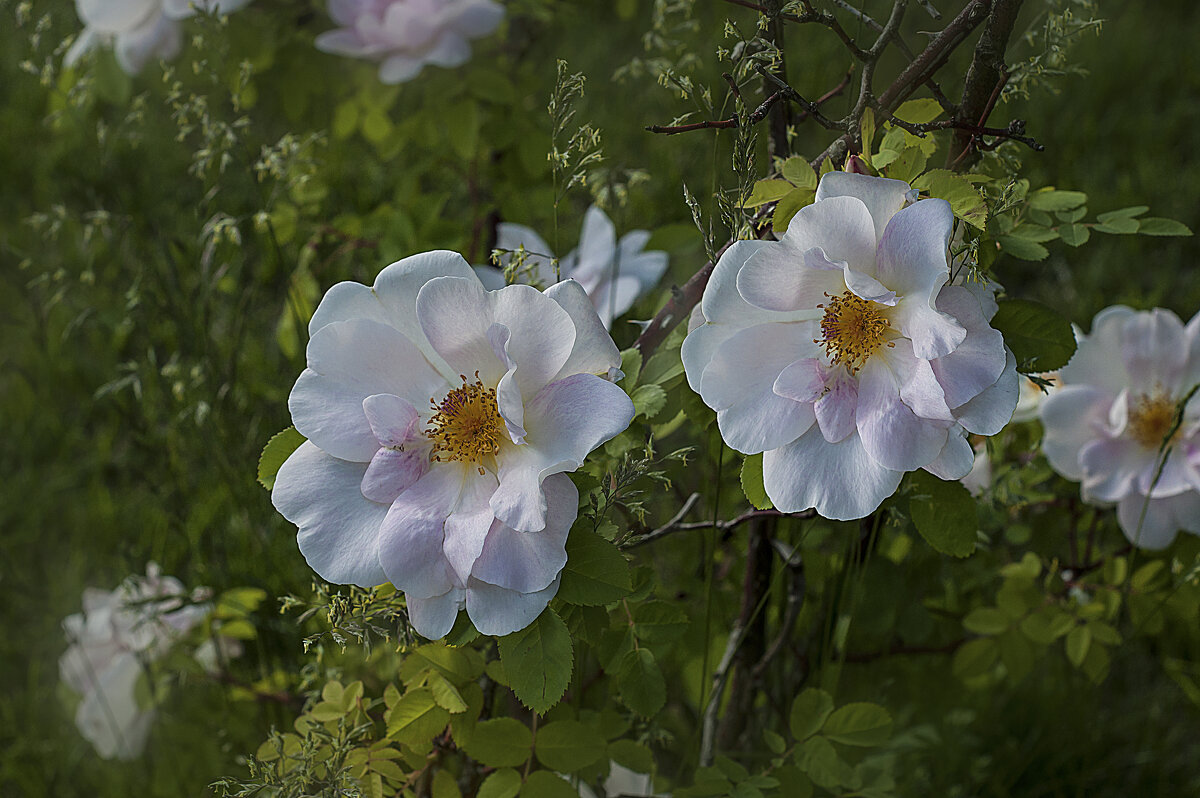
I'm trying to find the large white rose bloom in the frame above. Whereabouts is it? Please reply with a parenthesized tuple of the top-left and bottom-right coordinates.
(59, 563, 211, 760)
(475, 205, 670, 329)
(315, 0, 503, 84)
(65, 0, 251, 75)
(271, 251, 634, 638)
(682, 172, 1018, 520)
(1040, 305, 1200, 548)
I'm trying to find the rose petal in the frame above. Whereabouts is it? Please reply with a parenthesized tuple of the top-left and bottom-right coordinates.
(763, 427, 903, 520)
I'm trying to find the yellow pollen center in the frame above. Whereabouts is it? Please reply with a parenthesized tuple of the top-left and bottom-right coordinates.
(816, 291, 893, 374)
(1128, 392, 1178, 449)
(426, 374, 505, 471)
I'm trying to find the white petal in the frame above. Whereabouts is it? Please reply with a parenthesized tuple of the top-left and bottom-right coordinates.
(272, 442, 388, 586)
(875, 198, 954, 300)
(1116, 491, 1200, 549)
(425, 31, 471, 68)
(779, 195, 879, 275)
(815, 371, 858, 443)
(1039, 384, 1112, 480)
(924, 428, 975, 481)
(928, 285, 1006, 407)
(955, 348, 1019, 436)
(1078, 437, 1148, 503)
(1119, 308, 1188, 394)
(290, 320, 447, 462)
(472, 265, 507, 290)
(1060, 305, 1137, 392)
(815, 172, 914, 243)
(74, 652, 155, 760)
(545, 279, 622, 380)
(495, 223, 558, 286)
(736, 242, 852, 313)
(379, 54, 425, 83)
(590, 274, 642, 328)
(416, 276, 508, 385)
(76, 0, 158, 31)
(452, 0, 504, 36)
(361, 446, 427, 504)
(473, 473, 576, 593)
(857, 354, 949, 471)
(763, 427, 903, 520)
(490, 283, 578, 397)
(363, 393, 421, 447)
(114, 12, 181, 74)
(443, 472, 499, 583)
(407, 588, 465, 640)
(490, 374, 633, 531)
(377, 466, 465, 598)
(571, 205, 618, 287)
(699, 239, 775, 326)
(465, 575, 561, 637)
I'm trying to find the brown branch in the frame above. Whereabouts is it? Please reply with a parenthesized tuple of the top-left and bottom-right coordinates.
(625, 499, 813, 548)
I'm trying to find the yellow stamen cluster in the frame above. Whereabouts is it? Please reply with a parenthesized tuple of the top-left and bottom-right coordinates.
(426, 374, 505, 472)
(1128, 392, 1179, 449)
(816, 291, 894, 374)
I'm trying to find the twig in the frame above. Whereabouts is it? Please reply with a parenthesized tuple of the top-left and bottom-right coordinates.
(699, 622, 743, 767)
(843, 638, 966, 663)
(625, 502, 812, 548)
(749, 542, 805, 682)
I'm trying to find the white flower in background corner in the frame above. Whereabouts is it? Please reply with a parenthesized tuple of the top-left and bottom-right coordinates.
(1010, 371, 1059, 424)
(475, 205, 670, 329)
(1041, 306, 1200, 548)
(59, 563, 211, 760)
(65, 0, 252, 75)
(271, 251, 634, 639)
(682, 171, 1018, 521)
(315, 0, 504, 84)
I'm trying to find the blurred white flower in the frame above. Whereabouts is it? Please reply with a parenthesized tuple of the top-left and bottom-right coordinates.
(960, 439, 992, 497)
(1010, 371, 1059, 424)
(272, 251, 633, 638)
(1041, 305, 1200, 548)
(476, 205, 669, 329)
(59, 563, 211, 759)
(65, 0, 251, 75)
(577, 763, 668, 798)
(315, 0, 503, 84)
(682, 172, 1018, 520)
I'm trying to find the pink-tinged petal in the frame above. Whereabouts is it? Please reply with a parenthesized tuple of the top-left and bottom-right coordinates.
(1116, 491, 1200, 549)
(443, 472, 500, 583)
(495, 369, 527, 444)
(425, 31, 471, 67)
(843, 266, 897, 305)
(315, 29, 388, 56)
(815, 371, 858, 443)
(417, 276, 507, 384)
(1184, 309, 1200, 387)
(272, 442, 388, 587)
(890, 298, 966, 361)
(773, 358, 826, 404)
(378, 466, 465, 598)
(489, 284, 578, 397)
(1120, 308, 1188, 393)
(924, 429, 975, 481)
(857, 356, 949, 471)
(959, 441, 991, 496)
(701, 323, 819, 453)
(815, 172, 914, 243)
(1060, 305, 1137, 391)
(929, 285, 1006, 408)
(700, 239, 774, 326)
(875, 198, 954, 300)
(406, 588, 465, 640)
(361, 447, 427, 504)
(472, 265, 507, 290)
(545, 280, 622, 381)
(76, 0, 158, 31)
(780, 195, 879, 273)
(379, 53, 425, 83)
(452, 0, 504, 36)
(1039, 383, 1113, 479)
(495, 223, 559, 287)
(763, 427, 903, 520)
(363, 393, 421, 446)
(883, 338, 953, 422)
(1078, 437, 1150, 503)
(114, 12, 181, 74)
(491, 374, 633, 531)
(290, 320, 447, 462)
(735, 244, 847, 313)
(617, 231, 669, 293)
(1136, 445, 1194, 498)
(590, 274, 642, 328)
(955, 348, 1019, 436)
(473, 474, 576, 593)
(571, 205, 618, 287)
(465, 575, 562, 637)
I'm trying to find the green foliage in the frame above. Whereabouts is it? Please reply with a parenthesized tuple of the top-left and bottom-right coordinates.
(498, 609, 574, 715)
(991, 298, 1078, 372)
(907, 471, 979, 558)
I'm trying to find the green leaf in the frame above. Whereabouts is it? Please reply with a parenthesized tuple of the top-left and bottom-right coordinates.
(608, 739, 654, 774)
(796, 736, 845, 790)
(782, 156, 818, 189)
(615, 648, 666, 717)
(789, 688, 834, 741)
(1059, 223, 1090, 247)
(462, 718, 532, 768)
(631, 383, 668, 420)
(631, 600, 689, 642)
(1136, 217, 1192, 236)
(557, 527, 631, 606)
(1019, 607, 1076, 644)
(520, 771, 578, 798)
(1027, 189, 1087, 211)
(1094, 217, 1140, 234)
(893, 98, 943, 124)
(859, 108, 876, 162)
(257, 427, 305, 490)
(1066, 624, 1091, 667)
(1010, 224, 1060, 243)
(432, 769, 462, 798)
(996, 234, 1049, 261)
(771, 188, 815, 233)
(962, 607, 1010, 635)
(619, 348, 643, 389)
(498, 609, 573, 715)
(386, 689, 451, 745)
(428, 671, 469, 713)
(997, 628, 1035, 682)
(741, 453, 774, 510)
(742, 179, 795, 208)
(991, 299, 1077, 372)
(535, 720, 607, 772)
(908, 471, 978, 558)
(952, 638, 998, 680)
(912, 169, 987, 229)
(821, 703, 893, 747)
(1096, 205, 1148, 223)
(479, 769, 523, 798)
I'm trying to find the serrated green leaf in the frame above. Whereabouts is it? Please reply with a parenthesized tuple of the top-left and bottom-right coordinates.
(1010, 224, 1060, 243)
(991, 299, 1077, 372)
(742, 179, 795, 208)
(789, 688, 834, 741)
(257, 427, 305, 490)
(386, 688, 450, 744)
(428, 671, 469, 713)
(763, 729, 786, 754)
(608, 739, 654, 773)
(1095, 205, 1148, 222)
(952, 638, 998, 680)
(632, 600, 689, 642)
(962, 607, 1010, 635)
(1094, 217, 1139, 234)
(535, 720, 607, 772)
(619, 348, 642, 389)
(1066, 624, 1091, 667)
(893, 98, 943, 124)
(520, 771, 578, 798)
(797, 736, 845, 789)
(558, 527, 631, 606)
(1136, 217, 1192, 236)
(1028, 189, 1087, 211)
(996, 234, 1049, 261)
(498, 609, 573, 715)
(631, 383, 668, 420)
(478, 769, 523, 798)
(462, 718, 532, 768)
(782, 156, 817, 189)
(821, 703, 893, 747)
(615, 648, 666, 717)
(1059, 223, 1090, 247)
(432, 769, 462, 798)
(912, 169, 987, 228)
(1056, 206, 1088, 223)
(741, 453, 773, 510)
(771, 188, 814, 233)
(908, 471, 978, 558)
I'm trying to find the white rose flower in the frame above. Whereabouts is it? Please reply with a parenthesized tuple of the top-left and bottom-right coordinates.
(315, 0, 503, 84)
(682, 171, 1018, 520)
(271, 251, 634, 638)
(475, 205, 670, 329)
(59, 563, 211, 759)
(65, 0, 251, 75)
(1040, 305, 1200, 548)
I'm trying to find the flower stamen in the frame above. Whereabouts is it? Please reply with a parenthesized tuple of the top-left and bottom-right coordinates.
(815, 291, 893, 374)
(426, 373, 505, 473)
(1128, 392, 1179, 449)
